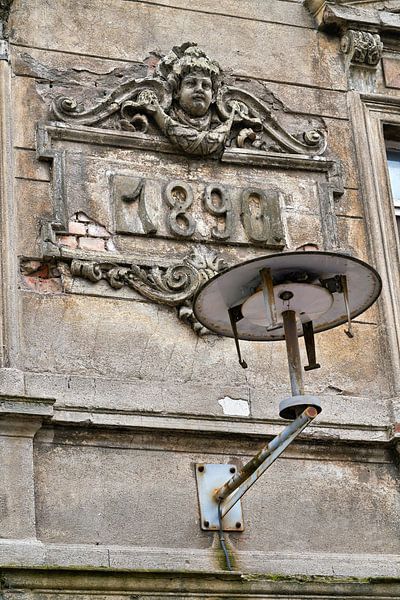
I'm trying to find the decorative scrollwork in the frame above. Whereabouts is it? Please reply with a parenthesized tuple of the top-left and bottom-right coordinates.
(58, 97, 78, 113)
(52, 42, 327, 157)
(70, 260, 103, 282)
(303, 130, 324, 146)
(52, 79, 170, 126)
(340, 30, 383, 67)
(185, 248, 228, 282)
(69, 249, 229, 334)
(216, 85, 326, 155)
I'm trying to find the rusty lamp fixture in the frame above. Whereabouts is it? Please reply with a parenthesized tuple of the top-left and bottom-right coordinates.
(192, 251, 381, 536)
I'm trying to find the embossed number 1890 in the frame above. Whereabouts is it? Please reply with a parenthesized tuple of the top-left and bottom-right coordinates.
(114, 175, 284, 248)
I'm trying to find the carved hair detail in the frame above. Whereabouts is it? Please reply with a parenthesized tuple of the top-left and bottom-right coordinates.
(155, 42, 221, 96)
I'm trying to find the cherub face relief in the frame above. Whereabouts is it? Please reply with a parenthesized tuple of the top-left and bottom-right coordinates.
(177, 71, 213, 117)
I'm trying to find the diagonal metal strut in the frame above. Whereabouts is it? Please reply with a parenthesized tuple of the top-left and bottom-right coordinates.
(215, 406, 318, 519)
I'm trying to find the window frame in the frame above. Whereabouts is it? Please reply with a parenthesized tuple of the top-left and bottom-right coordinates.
(348, 92, 400, 396)
(384, 139, 400, 239)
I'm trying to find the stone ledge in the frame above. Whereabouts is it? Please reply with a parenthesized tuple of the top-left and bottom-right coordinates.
(0, 368, 394, 442)
(51, 406, 393, 445)
(0, 539, 399, 580)
(305, 1, 400, 68)
(24, 369, 391, 420)
(305, 1, 400, 33)
(1, 575, 399, 600)
(0, 367, 25, 396)
(0, 395, 55, 417)
(0, 394, 55, 436)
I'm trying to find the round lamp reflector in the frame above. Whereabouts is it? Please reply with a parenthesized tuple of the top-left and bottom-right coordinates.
(242, 282, 334, 328)
(192, 251, 381, 341)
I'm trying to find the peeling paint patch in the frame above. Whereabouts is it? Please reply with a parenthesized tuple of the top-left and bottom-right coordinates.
(218, 396, 250, 417)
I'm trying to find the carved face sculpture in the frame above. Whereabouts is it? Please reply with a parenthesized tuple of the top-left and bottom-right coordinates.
(177, 70, 213, 118)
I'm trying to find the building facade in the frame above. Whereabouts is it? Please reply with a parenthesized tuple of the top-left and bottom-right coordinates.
(0, 0, 400, 597)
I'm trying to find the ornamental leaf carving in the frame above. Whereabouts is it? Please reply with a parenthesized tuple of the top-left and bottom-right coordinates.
(69, 248, 229, 334)
(52, 42, 327, 157)
(340, 30, 383, 66)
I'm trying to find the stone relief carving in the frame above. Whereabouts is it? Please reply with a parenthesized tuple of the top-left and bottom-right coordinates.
(41, 211, 228, 334)
(306, 0, 400, 33)
(33, 131, 342, 335)
(112, 174, 285, 249)
(68, 248, 228, 335)
(52, 42, 327, 157)
(306, 1, 400, 69)
(340, 30, 383, 66)
(32, 44, 344, 335)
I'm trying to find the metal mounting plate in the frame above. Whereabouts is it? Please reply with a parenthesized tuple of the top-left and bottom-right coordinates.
(195, 463, 244, 531)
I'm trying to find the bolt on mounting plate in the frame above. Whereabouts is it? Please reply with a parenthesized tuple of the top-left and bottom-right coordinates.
(195, 463, 244, 531)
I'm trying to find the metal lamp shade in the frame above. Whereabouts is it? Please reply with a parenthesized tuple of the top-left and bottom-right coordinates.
(192, 251, 382, 341)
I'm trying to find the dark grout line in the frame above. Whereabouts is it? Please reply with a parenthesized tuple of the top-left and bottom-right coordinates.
(121, 0, 315, 31)
(336, 214, 364, 220)
(10, 42, 139, 64)
(15, 176, 50, 183)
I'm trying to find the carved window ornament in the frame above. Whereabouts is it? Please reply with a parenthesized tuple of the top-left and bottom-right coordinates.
(340, 29, 383, 67)
(34, 43, 343, 335)
(305, 0, 397, 68)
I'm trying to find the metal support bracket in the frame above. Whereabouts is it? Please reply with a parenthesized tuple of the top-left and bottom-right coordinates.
(260, 267, 277, 327)
(228, 305, 248, 369)
(302, 321, 321, 371)
(195, 406, 318, 532)
(195, 463, 244, 531)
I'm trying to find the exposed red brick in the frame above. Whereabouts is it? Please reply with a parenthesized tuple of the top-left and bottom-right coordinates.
(394, 423, 400, 433)
(78, 237, 106, 252)
(68, 221, 87, 236)
(21, 260, 45, 275)
(22, 276, 62, 293)
(58, 235, 78, 249)
(23, 275, 37, 288)
(35, 264, 50, 278)
(37, 278, 62, 293)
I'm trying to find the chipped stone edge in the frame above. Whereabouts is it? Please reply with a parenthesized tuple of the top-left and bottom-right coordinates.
(0, 39, 8, 61)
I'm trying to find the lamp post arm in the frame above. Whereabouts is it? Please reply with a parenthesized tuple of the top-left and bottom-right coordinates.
(215, 406, 317, 519)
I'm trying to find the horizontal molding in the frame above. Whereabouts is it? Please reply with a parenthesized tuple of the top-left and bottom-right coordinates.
(50, 405, 393, 447)
(38, 123, 336, 172)
(0, 367, 393, 444)
(0, 395, 54, 417)
(1, 539, 400, 585)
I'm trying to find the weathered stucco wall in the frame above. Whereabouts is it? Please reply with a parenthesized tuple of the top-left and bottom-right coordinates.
(0, 0, 400, 598)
